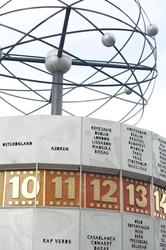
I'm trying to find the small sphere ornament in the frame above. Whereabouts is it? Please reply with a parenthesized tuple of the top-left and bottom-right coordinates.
(124, 87, 132, 95)
(102, 33, 116, 47)
(45, 49, 72, 74)
(147, 24, 159, 37)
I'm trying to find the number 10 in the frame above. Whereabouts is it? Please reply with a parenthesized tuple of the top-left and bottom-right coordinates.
(9, 176, 40, 199)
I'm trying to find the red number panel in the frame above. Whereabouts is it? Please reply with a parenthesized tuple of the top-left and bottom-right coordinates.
(154, 185, 166, 219)
(45, 170, 81, 207)
(123, 177, 151, 216)
(85, 173, 120, 210)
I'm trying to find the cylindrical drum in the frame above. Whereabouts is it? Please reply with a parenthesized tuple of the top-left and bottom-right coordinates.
(0, 115, 165, 250)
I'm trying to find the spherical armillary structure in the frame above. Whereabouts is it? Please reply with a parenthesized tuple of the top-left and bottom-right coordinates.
(0, 0, 158, 124)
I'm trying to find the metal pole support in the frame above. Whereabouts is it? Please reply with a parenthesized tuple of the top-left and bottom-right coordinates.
(51, 71, 63, 115)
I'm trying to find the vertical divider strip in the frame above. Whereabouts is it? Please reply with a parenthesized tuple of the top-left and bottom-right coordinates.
(79, 116, 83, 250)
(35, 116, 40, 208)
(151, 132, 154, 218)
(32, 115, 40, 250)
(150, 132, 155, 249)
(120, 123, 124, 250)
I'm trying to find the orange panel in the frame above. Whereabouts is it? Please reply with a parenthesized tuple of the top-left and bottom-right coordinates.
(4, 170, 44, 207)
(0, 171, 4, 207)
(45, 170, 81, 207)
(154, 185, 166, 219)
(123, 177, 151, 216)
(85, 173, 120, 210)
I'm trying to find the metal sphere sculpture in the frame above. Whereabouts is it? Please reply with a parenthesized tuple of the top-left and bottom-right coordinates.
(0, 0, 158, 124)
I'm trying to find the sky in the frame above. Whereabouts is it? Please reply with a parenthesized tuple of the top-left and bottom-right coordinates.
(138, 0, 166, 138)
(0, 0, 165, 138)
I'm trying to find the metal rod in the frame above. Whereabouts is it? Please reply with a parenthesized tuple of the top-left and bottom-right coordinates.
(51, 72, 63, 115)
(57, 7, 71, 58)
(2, 56, 153, 71)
